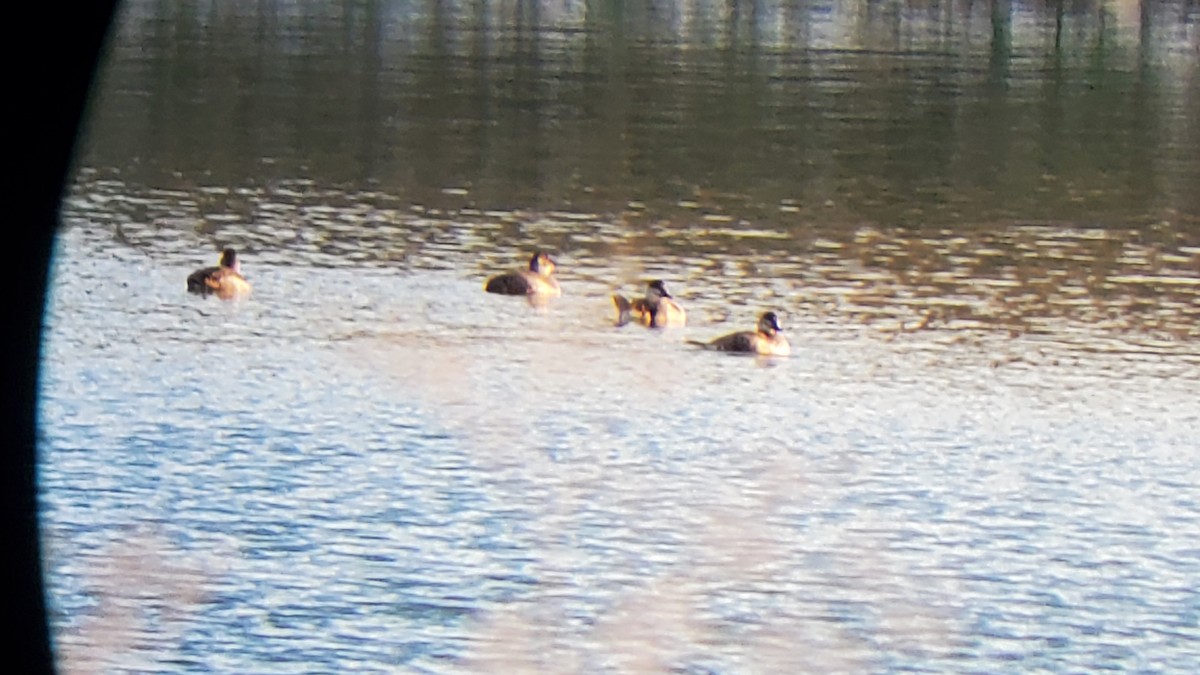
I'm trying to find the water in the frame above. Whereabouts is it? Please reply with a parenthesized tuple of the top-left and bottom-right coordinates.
(42, 1, 1200, 672)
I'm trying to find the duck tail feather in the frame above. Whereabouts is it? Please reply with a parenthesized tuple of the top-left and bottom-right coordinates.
(612, 294, 632, 326)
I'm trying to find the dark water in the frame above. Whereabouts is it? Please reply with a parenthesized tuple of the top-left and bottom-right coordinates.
(83, 0, 1200, 223)
(43, 1, 1200, 672)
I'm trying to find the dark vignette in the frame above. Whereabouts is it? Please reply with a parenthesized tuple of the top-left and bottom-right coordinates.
(10, 2, 119, 672)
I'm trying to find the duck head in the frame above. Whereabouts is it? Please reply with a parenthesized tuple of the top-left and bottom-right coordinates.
(646, 279, 672, 301)
(758, 311, 784, 337)
(529, 251, 557, 276)
(219, 247, 241, 273)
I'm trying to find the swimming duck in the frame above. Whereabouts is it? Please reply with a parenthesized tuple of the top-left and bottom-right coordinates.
(484, 251, 561, 297)
(694, 311, 790, 356)
(186, 247, 252, 299)
(613, 280, 687, 328)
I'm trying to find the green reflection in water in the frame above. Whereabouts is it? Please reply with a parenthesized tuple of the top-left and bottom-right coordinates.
(64, 1, 1200, 344)
(79, 0, 1199, 226)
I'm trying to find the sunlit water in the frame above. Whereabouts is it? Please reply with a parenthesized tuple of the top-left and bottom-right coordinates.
(40, 0, 1200, 672)
(42, 199, 1200, 672)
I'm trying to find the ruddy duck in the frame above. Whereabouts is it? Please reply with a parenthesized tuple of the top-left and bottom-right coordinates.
(695, 311, 790, 356)
(484, 251, 562, 297)
(186, 247, 251, 299)
(613, 280, 687, 328)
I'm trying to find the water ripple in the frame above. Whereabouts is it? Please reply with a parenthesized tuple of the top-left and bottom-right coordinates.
(41, 197, 1200, 671)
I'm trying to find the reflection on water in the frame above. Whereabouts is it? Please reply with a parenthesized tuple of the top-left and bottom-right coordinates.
(44, 178, 1200, 672)
(43, 0, 1200, 673)
(85, 0, 1200, 223)
(63, 172, 1200, 348)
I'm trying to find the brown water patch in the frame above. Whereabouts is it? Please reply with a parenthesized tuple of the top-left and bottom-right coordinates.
(63, 175, 1200, 358)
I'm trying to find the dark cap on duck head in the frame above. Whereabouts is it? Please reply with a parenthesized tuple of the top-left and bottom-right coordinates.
(647, 279, 672, 298)
(760, 311, 783, 334)
(529, 250, 555, 272)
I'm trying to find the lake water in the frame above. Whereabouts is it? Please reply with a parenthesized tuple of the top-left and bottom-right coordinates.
(41, 0, 1200, 672)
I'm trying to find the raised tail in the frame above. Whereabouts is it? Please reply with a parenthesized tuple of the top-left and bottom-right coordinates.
(612, 294, 632, 326)
(186, 267, 217, 295)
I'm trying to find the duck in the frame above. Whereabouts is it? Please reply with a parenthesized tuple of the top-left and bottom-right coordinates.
(693, 311, 790, 356)
(186, 247, 252, 299)
(613, 280, 687, 328)
(484, 250, 561, 297)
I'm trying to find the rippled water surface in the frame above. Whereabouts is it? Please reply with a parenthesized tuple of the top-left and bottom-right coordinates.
(43, 191, 1200, 673)
(41, 0, 1200, 673)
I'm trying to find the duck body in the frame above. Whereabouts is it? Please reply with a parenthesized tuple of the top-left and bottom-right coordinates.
(613, 280, 686, 328)
(699, 311, 790, 356)
(187, 248, 251, 299)
(485, 251, 562, 297)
